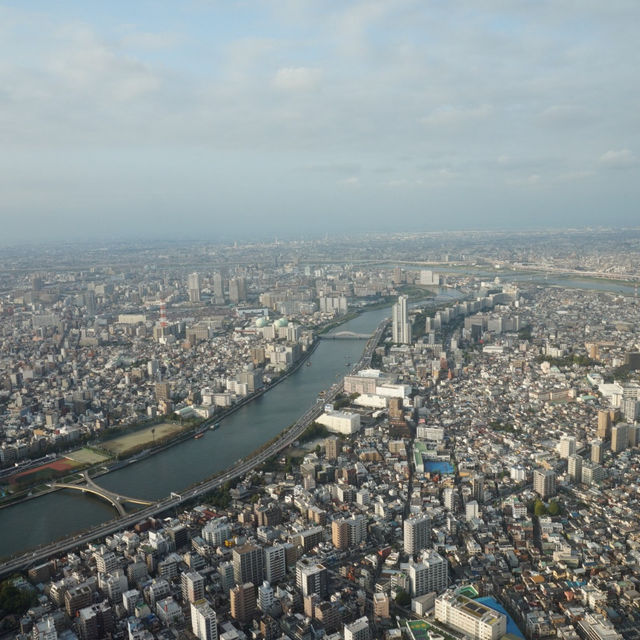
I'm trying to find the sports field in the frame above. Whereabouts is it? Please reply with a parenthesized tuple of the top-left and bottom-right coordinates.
(8, 457, 83, 486)
(66, 447, 111, 465)
(101, 422, 185, 456)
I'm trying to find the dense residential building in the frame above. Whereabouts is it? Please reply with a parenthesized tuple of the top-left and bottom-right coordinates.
(296, 561, 328, 598)
(408, 551, 448, 597)
(404, 514, 431, 556)
(343, 616, 370, 640)
(435, 590, 507, 640)
(191, 600, 218, 640)
(232, 544, 264, 586)
(230, 583, 256, 624)
(533, 469, 556, 499)
(181, 571, 204, 604)
(3, 238, 640, 640)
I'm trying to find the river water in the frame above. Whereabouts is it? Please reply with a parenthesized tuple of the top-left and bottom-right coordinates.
(0, 304, 401, 557)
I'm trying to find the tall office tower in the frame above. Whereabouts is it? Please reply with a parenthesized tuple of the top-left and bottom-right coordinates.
(217, 562, 234, 594)
(325, 436, 341, 460)
(32, 275, 44, 291)
(296, 561, 328, 598)
(347, 515, 367, 546)
(568, 454, 582, 482)
(181, 571, 204, 604)
(558, 435, 577, 459)
(258, 581, 274, 612)
(611, 423, 629, 453)
(465, 501, 479, 521)
(230, 583, 256, 624)
(622, 396, 639, 422)
(392, 295, 411, 344)
(85, 290, 97, 315)
(190, 600, 218, 640)
(344, 617, 371, 640)
(229, 277, 247, 303)
(332, 519, 349, 550)
(212, 272, 224, 302)
(581, 462, 605, 485)
(155, 381, 171, 402)
(264, 544, 286, 584)
(533, 469, 556, 499)
(408, 550, 448, 596)
(443, 487, 456, 512)
(404, 514, 431, 556)
(597, 410, 611, 440)
(188, 272, 201, 303)
(233, 544, 264, 586)
(472, 474, 485, 503)
(591, 439, 604, 464)
(147, 359, 160, 380)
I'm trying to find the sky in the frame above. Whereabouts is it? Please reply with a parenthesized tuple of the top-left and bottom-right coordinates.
(1, 1, 639, 244)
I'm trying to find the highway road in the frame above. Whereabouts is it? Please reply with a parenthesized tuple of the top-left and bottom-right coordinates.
(0, 318, 389, 580)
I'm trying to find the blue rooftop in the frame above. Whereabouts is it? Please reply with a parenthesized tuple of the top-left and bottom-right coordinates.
(476, 597, 524, 639)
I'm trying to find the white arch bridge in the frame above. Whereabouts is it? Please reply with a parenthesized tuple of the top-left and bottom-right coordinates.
(320, 331, 371, 340)
(50, 471, 153, 516)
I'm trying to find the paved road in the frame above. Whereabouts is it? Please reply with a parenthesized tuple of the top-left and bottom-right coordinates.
(0, 319, 388, 580)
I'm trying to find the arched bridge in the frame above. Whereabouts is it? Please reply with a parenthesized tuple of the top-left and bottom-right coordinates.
(320, 331, 371, 340)
(50, 471, 153, 516)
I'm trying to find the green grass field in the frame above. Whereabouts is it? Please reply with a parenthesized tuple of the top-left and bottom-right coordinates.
(100, 422, 186, 456)
(65, 447, 111, 465)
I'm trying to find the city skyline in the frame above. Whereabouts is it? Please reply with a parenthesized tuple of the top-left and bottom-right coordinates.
(1, 233, 640, 638)
(1, 1, 639, 243)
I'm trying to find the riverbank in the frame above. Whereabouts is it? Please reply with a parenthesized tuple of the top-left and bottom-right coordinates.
(0, 297, 444, 557)
(0, 314, 390, 568)
(0, 337, 322, 513)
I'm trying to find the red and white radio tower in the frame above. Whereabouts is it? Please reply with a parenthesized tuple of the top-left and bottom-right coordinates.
(159, 300, 168, 328)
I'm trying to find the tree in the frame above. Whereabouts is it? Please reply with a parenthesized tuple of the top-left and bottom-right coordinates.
(395, 589, 410, 607)
(534, 500, 548, 517)
(547, 500, 560, 516)
(0, 580, 35, 616)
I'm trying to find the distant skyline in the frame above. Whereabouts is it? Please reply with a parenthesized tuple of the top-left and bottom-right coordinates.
(1, 1, 638, 243)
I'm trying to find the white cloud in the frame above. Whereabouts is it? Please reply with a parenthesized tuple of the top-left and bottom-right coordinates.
(507, 173, 541, 186)
(537, 105, 595, 127)
(338, 176, 360, 187)
(599, 149, 638, 169)
(119, 29, 182, 51)
(274, 67, 321, 90)
(419, 104, 493, 127)
(48, 25, 160, 101)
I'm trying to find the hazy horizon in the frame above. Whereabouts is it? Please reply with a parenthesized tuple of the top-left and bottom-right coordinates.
(1, 1, 638, 243)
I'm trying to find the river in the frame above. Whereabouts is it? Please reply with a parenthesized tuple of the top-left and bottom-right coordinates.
(0, 302, 406, 557)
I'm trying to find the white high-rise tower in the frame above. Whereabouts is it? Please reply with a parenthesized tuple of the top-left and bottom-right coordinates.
(188, 272, 201, 303)
(392, 295, 411, 344)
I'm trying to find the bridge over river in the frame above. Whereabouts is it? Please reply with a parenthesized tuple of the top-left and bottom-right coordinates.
(50, 471, 153, 516)
(319, 331, 371, 340)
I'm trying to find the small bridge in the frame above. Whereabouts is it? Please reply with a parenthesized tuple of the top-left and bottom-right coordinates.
(320, 331, 371, 340)
(51, 471, 153, 516)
